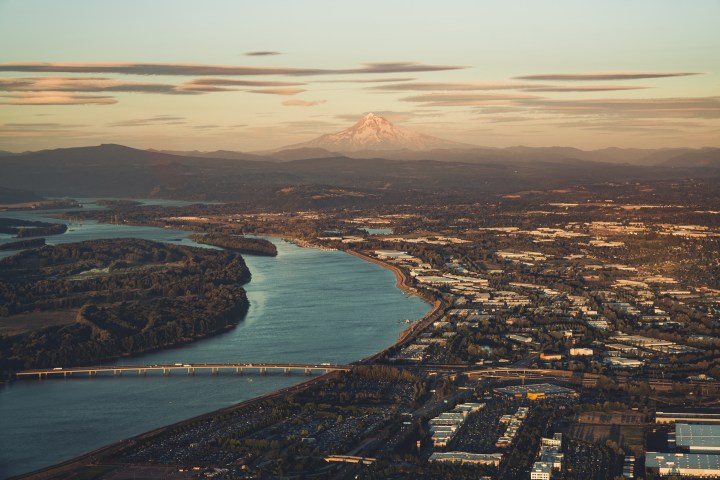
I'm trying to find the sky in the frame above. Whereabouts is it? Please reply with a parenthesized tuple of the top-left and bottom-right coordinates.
(0, 0, 719, 152)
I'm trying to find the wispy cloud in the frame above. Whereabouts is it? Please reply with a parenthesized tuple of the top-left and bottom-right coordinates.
(282, 99, 326, 106)
(522, 85, 649, 92)
(174, 84, 235, 93)
(2, 122, 90, 130)
(0, 76, 198, 95)
(372, 81, 652, 93)
(522, 96, 720, 118)
(400, 92, 541, 107)
(0, 92, 116, 105)
(516, 72, 701, 81)
(250, 88, 306, 96)
(316, 77, 416, 84)
(244, 51, 282, 56)
(0, 122, 93, 138)
(556, 118, 706, 134)
(108, 115, 186, 127)
(182, 78, 305, 87)
(335, 110, 442, 123)
(0, 61, 466, 76)
(0, 76, 315, 103)
(372, 81, 538, 91)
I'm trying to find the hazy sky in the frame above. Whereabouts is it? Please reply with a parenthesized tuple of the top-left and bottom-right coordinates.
(1, 0, 718, 151)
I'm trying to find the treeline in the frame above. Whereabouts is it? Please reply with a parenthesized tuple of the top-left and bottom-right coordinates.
(0, 238, 252, 375)
(352, 364, 420, 384)
(0, 237, 45, 251)
(0, 218, 67, 237)
(189, 233, 277, 256)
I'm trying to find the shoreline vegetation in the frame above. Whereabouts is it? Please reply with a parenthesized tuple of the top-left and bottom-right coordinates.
(0, 239, 251, 378)
(188, 233, 277, 256)
(0, 237, 45, 251)
(14, 238, 444, 480)
(0, 218, 67, 238)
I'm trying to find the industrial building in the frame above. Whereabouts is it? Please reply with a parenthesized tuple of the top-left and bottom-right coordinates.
(671, 423, 720, 453)
(429, 452, 503, 466)
(495, 383, 576, 400)
(646, 452, 720, 477)
(656, 411, 720, 424)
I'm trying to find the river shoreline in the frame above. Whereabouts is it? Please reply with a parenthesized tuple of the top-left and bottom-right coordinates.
(13, 240, 442, 480)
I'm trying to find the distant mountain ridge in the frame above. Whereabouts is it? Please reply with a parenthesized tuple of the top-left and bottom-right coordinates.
(276, 113, 469, 152)
(1, 143, 717, 205)
(124, 114, 720, 166)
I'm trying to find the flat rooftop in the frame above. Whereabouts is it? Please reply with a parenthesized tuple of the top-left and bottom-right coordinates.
(656, 411, 720, 423)
(430, 452, 503, 462)
(646, 452, 720, 471)
(495, 383, 575, 396)
(676, 423, 720, 450)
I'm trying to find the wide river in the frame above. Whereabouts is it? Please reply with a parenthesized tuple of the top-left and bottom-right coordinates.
(0, 200, 429, 478)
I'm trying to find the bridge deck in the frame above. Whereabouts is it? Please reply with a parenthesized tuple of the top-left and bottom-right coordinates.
(16, 363, 352, 379)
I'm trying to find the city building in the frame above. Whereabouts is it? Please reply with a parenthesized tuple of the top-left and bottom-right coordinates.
(531, 433, 564, 478)
(530, 461, 552, 480)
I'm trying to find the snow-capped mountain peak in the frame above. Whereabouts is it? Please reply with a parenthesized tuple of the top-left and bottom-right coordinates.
(280, 113, 464, 152)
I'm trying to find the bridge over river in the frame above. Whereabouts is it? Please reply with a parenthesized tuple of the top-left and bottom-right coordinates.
(16, 362, 352, 379)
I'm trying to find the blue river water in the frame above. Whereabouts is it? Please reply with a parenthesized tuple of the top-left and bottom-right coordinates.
(0, 200, 429, 478)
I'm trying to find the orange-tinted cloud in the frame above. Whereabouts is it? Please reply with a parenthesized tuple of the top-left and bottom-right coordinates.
(282, 99, 326, 106)
(0, 92, 117, 105)
(0, 76, 197, 95)
(183, 78, 305, 87)
(316, 77, 415, 84)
